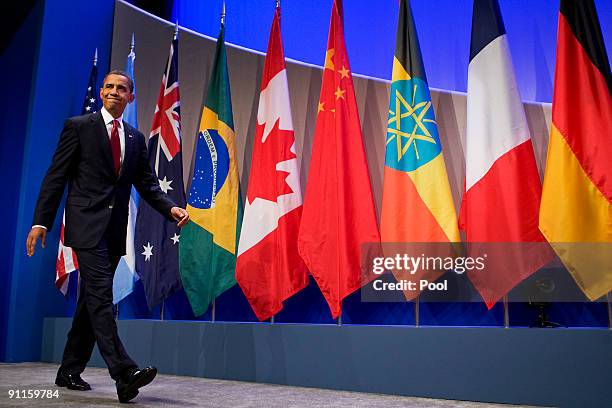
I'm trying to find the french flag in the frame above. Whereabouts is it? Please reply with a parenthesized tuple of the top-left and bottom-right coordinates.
(459, 0, 552, 308)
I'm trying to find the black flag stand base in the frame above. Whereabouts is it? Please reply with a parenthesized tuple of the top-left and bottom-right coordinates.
(528, 302, 562, 328)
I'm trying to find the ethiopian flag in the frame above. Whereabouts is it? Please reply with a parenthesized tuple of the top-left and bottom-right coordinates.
(179, 23, 242, 316)
(539, 0, 612, 301)
(380, 0, 459, 298)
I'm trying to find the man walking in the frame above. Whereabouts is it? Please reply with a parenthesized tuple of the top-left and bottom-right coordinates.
(26, 70, 189, 403)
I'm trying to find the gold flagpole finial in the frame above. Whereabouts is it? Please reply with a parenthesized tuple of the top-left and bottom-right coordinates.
(221, 1, 226, 25)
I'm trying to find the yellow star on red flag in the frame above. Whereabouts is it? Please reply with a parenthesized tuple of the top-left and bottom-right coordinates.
(338, 66, 350, 78)
(334, 86, 345, 100)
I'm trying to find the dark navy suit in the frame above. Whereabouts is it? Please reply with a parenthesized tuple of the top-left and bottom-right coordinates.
(33, 111, 176, 379)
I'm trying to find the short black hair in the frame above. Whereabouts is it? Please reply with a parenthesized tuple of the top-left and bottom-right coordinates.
(102, 70, 134, 93)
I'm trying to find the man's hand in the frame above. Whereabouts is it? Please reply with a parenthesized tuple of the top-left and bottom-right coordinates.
(26, 227, 47, 257)
(170, 207, 190, 228)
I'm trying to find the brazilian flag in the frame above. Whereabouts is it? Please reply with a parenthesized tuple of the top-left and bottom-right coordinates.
(179, 23, 242, 316)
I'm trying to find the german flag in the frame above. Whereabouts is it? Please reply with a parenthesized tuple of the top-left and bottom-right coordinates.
(539, 0, 612, 301)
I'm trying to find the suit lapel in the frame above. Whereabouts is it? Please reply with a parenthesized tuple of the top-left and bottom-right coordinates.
(119, 121, 134, 179)
(92, 112, 116, 177)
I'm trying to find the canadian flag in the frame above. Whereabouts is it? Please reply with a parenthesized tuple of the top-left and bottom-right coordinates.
(236, 5, 308, 321)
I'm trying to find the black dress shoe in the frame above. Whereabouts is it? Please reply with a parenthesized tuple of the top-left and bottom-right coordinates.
(116, 366, 157, 403)
(55, 370, 91, 391)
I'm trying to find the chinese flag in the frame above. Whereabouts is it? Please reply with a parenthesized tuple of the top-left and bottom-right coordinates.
(298, 0, 381, 319)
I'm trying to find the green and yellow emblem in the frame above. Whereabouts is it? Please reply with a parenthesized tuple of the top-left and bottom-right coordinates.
(385, 76, 441, 172)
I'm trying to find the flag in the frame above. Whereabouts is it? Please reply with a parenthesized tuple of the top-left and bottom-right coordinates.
(80, 51, 100, 115)
(539, 0, 612, 300)
(297, 0, 381, 319)
(135, 29, 185, 308)
(179, 21, 242, 316)
(56, 213, 78, 295)
(458, 0, 553, 308)
(113, 34, 140, 304)
(380, 0, 460, 299)
(236, 5, 308, 321)
(55, 49, 99, 294)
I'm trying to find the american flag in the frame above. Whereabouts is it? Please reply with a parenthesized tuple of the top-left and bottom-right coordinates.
(134, 30, 185, 308)
(56, 49, 100, 295)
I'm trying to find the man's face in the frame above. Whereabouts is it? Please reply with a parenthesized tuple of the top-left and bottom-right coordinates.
(100, 74, 134, 116)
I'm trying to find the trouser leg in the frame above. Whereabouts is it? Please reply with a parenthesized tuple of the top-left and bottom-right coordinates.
(59, 274, 96, 374)
(71, 241, 136, 380)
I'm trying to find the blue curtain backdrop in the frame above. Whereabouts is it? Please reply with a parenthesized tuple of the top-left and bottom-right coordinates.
(0, 1, 46, 363)
(2, 0, 610, 362)
(171, 0, 612, 104)
(2, 0, 113, 362)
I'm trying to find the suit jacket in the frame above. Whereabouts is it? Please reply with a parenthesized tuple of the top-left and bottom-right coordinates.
(33, 111, 176, 255)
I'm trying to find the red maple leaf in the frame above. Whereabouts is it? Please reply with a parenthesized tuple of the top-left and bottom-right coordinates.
(247, 119, 297, 204)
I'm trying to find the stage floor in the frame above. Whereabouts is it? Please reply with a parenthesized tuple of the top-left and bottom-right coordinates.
(0, 363, 538, 408)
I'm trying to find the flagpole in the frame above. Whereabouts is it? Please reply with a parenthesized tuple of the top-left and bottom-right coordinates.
(210, 4, 223, 327)
(337, 313, 342, 326)
(503, 295, 510, 328)
(160, 300, 165, 320)
(74, 49, 94, 305)
(221, 1, 225, 25)
(414, 295, 420, 327)
(270, 0, 280, 324)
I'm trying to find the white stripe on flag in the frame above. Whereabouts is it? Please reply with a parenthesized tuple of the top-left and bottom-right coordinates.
(237, 69, 302, 256)
(112, 190, 139, 304)
(465, 35, 530, 190)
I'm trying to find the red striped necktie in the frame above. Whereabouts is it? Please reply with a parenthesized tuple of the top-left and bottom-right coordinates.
(110, 119, 121, 175)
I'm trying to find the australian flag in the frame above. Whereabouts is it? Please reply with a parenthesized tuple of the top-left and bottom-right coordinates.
(134, 33, 185, 308)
